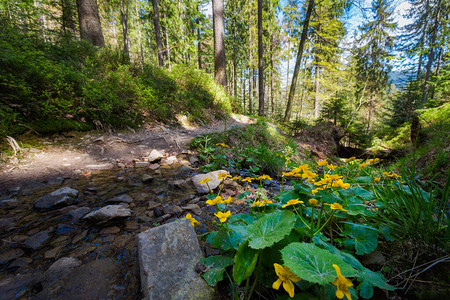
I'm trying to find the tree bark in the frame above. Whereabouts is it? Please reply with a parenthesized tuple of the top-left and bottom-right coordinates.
(283, 0, 314, 122)
(151, 0, 164, 66)
(120, 0, 130, 59)
(197, 5, 202, 69)
(248, 8, 253, 114)
(212, 0, 227, 88)
(416, 0, 430, 79)
(249, 67, 253, 114)
(314, 56, 320, 118)
(76, 0, 105, 47)
(422, 1, 441, 103)
(257, 0, 264, 116)
(135, 0, 144, 67)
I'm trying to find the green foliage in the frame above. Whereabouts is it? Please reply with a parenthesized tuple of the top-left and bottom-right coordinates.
(191, 121, 297, 175)
(0, 21, 233, 138)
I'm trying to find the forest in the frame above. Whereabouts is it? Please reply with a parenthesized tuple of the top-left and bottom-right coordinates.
(0, 0, 449, 299)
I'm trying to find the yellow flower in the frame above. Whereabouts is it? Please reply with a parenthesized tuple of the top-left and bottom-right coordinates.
(309, 198, 318, 206)
(282, 199, 304, 208)
(332, 179, 351, 189)
(250, 200, 262, 207)
(216, 142, 230, 148)
(347, 157, 356, 162)
(359, 162, 367, 169)
(272, 263, 301, 298)
(214, 210, 231, 222)
(282, 171, 293, 177)
(206, 195, 222, 206)
(317, 159, 328, 166)
(185, 213, 200, 227)
(242, 177, 253, 183)
(230, 176, 241, 181)
(332, 264, 353, 300)
(199, 178, 213, 184)
(374, 177, 381, 182)
(327, 164, 337, 170)
(218, 172, 231, 180)
(257, 174, 273, 181)
(311, 188, 322, 194)
(220, 196, 232, 204)
(325, 202, 348, 212)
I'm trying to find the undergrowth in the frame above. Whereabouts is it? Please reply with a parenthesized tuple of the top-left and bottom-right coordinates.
(0, 22, 233, 139)
(190, 121, 303, 175)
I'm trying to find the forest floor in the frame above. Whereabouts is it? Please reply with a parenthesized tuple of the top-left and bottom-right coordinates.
(0, 114, 255, 189)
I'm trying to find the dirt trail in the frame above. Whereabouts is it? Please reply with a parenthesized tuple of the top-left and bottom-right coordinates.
(0, 114, 255, 188)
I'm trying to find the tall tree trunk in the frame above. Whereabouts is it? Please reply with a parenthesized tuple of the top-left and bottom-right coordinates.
(164, 24, 171, 68)
(314, 56, 320, 118)
(197, 6, 202, 69)
(120, 0, 130, 59)
(283, 0, 314, 122)
(249, 67, 253, 114)
(241, 68, 245, 111)
(111, 8, 117, 46)
(257, 0, 264, 116)
(76, 0, 105, 47)
(135, 0, 144, 67)
(422, 2, 440, 103)
(248, 8, 253, 114)
(151, 0, 164, 66)
(270, 34, 275, 115)
(286, 27, 290, 100)
(212, 0, 227, 88)
(416, 0, 430, 79)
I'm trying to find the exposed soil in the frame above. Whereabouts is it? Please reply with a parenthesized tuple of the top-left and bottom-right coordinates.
(0, 114, 255, 189)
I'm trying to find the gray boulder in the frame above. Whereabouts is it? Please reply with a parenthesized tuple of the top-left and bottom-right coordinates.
(83, 205, 131, 223)
(107, 194, 133, 204)
(34, 187, 78, 210)
(137, 218, 214, 300)
(147, 149, 164, 162)
(191, 170, 228, 193)
(42, 257, 81, 289)
(24, 230, 51, 250)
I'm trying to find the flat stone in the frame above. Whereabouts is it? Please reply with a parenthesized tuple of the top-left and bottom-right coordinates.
(142, 174, 154, 182)
(135, 161, 150, 168)
(137, 218, 214, 300)
(0, 198, 18, 208)
(164, 156, 177, 165)
(0, 217, 16, 230)
(0, 273, 41, 299)
(146, 149, 164, 162)
(35, 258, 119, 299)
(191, 170, 228, 194)
(100, 226, 120, 235)
(42, 257, 82, 289)
(189, 156, 200, 165)
(24, 230, 51, 250)
(181, 204, 202, 216)
(170, 179, 188, 188)
(9, 257, 32, 268)
(85, 163, 114, 170)
(0, 248, 24, 265)
(149, 163, 160, 170)
(162, 205, 183, 215)
(107, 194, 133, 203)
(67, 207, 91, 220)
(44, 247, 62, 259)
(72, 230, 88, 244)
(34, 187, 79, 210)
(83, 205, 132, 224)
(147, 201, 162, 209)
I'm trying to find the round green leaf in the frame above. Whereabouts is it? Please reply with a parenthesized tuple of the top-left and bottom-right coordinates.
(281, 242, 356, 284)
(200, 255, 234, 286)
(232, 240, 259, 284)
(247, 210, 296, 249)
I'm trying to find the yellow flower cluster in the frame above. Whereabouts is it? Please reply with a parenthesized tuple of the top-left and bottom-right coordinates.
(282, 164, 318, 184)
(347, 156, 356, 163)
(382, 171, 401, 178)
(256, 174, 273, 181)
(218, 172, 232, 180)
(206, 195, 232, 206)
(215, 142, 230, 148)
(250, 199, 272, 207)
(317, 159, 328, 166)
(359, 158, 380, 168)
